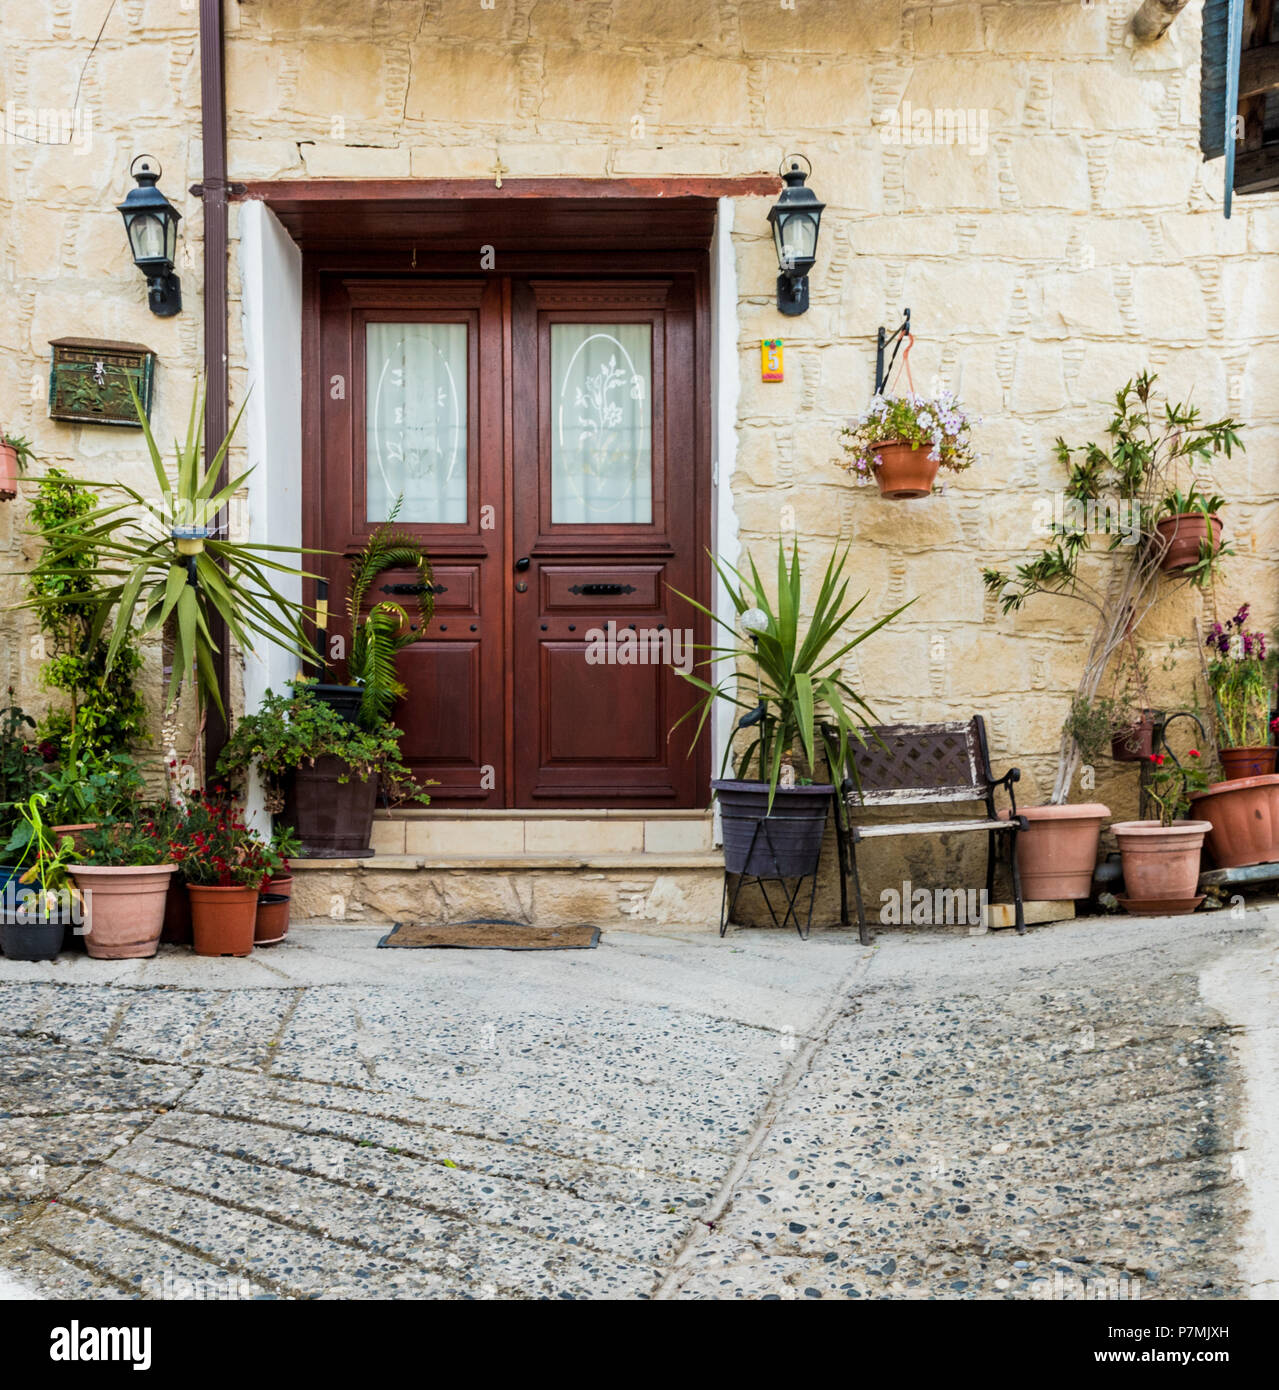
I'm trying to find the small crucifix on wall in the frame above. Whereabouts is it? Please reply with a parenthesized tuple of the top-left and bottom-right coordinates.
(492, 154, 509, 189)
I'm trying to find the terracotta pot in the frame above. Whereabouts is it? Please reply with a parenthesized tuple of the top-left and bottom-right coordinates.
(187, 883, 258, 957)
(1112, 819, 1211, 904)
(280, 757, 378, 857)
(1219, 746, 1277, 781)
(1111, 710, 1160, 763)
(0, 443, 18, 501)
(255, 874, 293, 946)
(161, 875, 192, 944)
(52, 823, 98, 852)
(69, 864, 177, 959)
(1010, 803, 1110, 901)
(871, 441, 940, 500)
(1189, 774, 1279, 870)
(1154, 513, 1222, 573)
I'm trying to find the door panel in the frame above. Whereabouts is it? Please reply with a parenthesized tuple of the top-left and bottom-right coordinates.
(308, 267, 707, 809)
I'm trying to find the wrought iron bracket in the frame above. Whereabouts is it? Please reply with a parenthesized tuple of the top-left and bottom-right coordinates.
(875, 307, 911, 394)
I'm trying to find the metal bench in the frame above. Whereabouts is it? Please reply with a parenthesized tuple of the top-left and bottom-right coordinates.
(825, 717, 1028, 943)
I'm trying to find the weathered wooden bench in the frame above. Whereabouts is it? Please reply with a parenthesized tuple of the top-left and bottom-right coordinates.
(825, 717, 1028, 943)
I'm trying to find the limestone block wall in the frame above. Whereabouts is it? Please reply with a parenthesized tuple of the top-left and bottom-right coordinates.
(1, 2, 1277, 895)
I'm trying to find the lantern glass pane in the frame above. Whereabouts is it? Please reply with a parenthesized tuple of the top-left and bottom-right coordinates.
(128, 212, 166, 262)
(165, 215, 177, 263)
(779, 211, 818, 265)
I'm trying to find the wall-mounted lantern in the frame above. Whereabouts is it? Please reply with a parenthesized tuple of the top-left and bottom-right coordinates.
(767, 154, 824, 317)
(117, 155, 182, 317)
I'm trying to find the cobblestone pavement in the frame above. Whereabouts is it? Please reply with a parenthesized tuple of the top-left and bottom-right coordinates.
(0, 910, 1268, 1300)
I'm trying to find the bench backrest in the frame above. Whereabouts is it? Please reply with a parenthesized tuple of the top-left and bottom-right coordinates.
(843, 718, 993, 807)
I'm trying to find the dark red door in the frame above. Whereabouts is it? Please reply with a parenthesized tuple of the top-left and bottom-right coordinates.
(310, 269, 708, 809)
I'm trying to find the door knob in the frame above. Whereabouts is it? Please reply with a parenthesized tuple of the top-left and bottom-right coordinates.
(515, 556, 530, 571)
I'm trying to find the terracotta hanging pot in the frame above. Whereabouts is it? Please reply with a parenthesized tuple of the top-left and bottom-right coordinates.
(1009, 803, 1110, 900)
(1218, 746, 1277, 781)
(188, 883, 258, 957)
(70, 864, 177, 959)
(1154, 514, 1222, 573)
(1111, 819, 1211, 907)
(1111, 710, 1160, 763)
(871, 441, 940, 500)
(0, 443, 18, 501)
(1189, 773, 1279, 869)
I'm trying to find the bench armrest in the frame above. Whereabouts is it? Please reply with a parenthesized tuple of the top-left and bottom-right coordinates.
(991, 766, 1021, 817)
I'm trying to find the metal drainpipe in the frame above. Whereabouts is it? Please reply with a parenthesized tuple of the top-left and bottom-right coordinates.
(193, 0, 241, 784)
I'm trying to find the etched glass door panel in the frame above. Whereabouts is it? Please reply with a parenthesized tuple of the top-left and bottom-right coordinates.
(551, 323, 652, 524)
(366, 322, 467, 524)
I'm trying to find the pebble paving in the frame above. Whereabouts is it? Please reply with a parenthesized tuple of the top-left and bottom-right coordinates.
(0, 915, 1257, 1299)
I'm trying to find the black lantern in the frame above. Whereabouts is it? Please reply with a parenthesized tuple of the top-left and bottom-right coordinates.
(767, 154, 824, 317)
(117, 155, 182, 317)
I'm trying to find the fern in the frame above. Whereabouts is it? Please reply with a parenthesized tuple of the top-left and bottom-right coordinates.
(346, 499, 433, 730)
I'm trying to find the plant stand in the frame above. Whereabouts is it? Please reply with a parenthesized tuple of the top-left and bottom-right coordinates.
(719, 814, 823, 941)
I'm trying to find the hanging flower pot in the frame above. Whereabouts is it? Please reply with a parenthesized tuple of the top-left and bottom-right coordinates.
(871, 441, 940, 500)
(0, 442, 19, 501)
(1111, 709, 1160, 763)
(1154, 513, 1222, 574)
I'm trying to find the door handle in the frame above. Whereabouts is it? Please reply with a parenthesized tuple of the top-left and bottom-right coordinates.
(515, 556, 531, 572)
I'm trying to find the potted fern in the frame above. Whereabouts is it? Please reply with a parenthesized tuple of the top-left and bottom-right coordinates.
(674, 539, 911, 879)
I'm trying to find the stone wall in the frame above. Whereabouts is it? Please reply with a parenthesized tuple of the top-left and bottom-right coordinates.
(2, 2, 1278, 903)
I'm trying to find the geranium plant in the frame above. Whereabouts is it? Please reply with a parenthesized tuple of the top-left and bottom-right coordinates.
(167, 794, 272, 888)
(1204, 605, 1277, 749)
(838, 390, 979, 484)
(1145, 748, 1212, 827)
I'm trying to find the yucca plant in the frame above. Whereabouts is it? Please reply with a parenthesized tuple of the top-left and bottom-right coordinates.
(345, 501, 433, 729)
(17, 384, 317, 718)
(673, 539, 914, 806)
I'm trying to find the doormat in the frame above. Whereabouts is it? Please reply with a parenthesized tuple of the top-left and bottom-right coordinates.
(377, 919, 601, 951)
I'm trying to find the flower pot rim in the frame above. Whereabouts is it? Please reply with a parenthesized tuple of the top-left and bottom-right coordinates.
(712, 778, 835, 795)
(1155, 512, 1222, 528)
(1217, 744, 1274, 755)
(1017, 802, 1110, 820)
(186, 881, 263, 894)
(1111, 819, 1213, 836)
(1191, 772, 1279, 799)
(70, 863, 178, 877)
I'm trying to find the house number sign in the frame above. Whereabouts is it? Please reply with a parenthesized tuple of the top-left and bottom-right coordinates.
(761, 338, 784, 382)
(48, 337, 156, 428)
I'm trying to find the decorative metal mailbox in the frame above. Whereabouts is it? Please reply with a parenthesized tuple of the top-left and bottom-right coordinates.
(47, 337, 155, 428)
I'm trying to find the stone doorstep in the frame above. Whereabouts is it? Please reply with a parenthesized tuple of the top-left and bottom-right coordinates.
(983, 900, 1077, 931)
(368, 809, 716, 857)
(288, 857, 726, 932)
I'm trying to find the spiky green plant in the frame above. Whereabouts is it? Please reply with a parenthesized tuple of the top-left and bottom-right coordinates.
(346, 500, 433, 729)
(672, 538, 914, 807)
(16, 383, 317, 718)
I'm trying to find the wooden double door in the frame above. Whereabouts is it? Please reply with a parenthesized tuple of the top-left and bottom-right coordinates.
(307, 265, 710, 808)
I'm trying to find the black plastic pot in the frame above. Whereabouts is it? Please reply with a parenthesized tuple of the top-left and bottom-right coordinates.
(0, 907, 72, 961)
(713, 779, 833, 877)
(307, 683, 364, 724)
(280, 756, 378, 857)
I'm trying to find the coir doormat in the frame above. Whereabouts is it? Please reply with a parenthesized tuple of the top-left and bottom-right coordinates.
(377, 918, 601, 951)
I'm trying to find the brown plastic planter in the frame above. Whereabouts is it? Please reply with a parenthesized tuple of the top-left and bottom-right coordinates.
(161, 875, 192, 944)
(1189, 773, 1279, 869)
(871, 441, 940, 500)
(1154, 513, 1222, 573)
(1111, 710, 1160, 763)
(70, 864, 177, 959)
(713, 780, 832, 877)
(1219, 746, 1278, 781)
(1011, 803, 1109, 900)
(188, 883, 258, 957)
(281, 757, 378, 857)
(1112, 819, 1211, 904)
(255, 873, 293, 946)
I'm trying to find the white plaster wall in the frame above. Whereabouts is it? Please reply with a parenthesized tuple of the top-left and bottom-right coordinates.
(237, 199, 303, 827)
